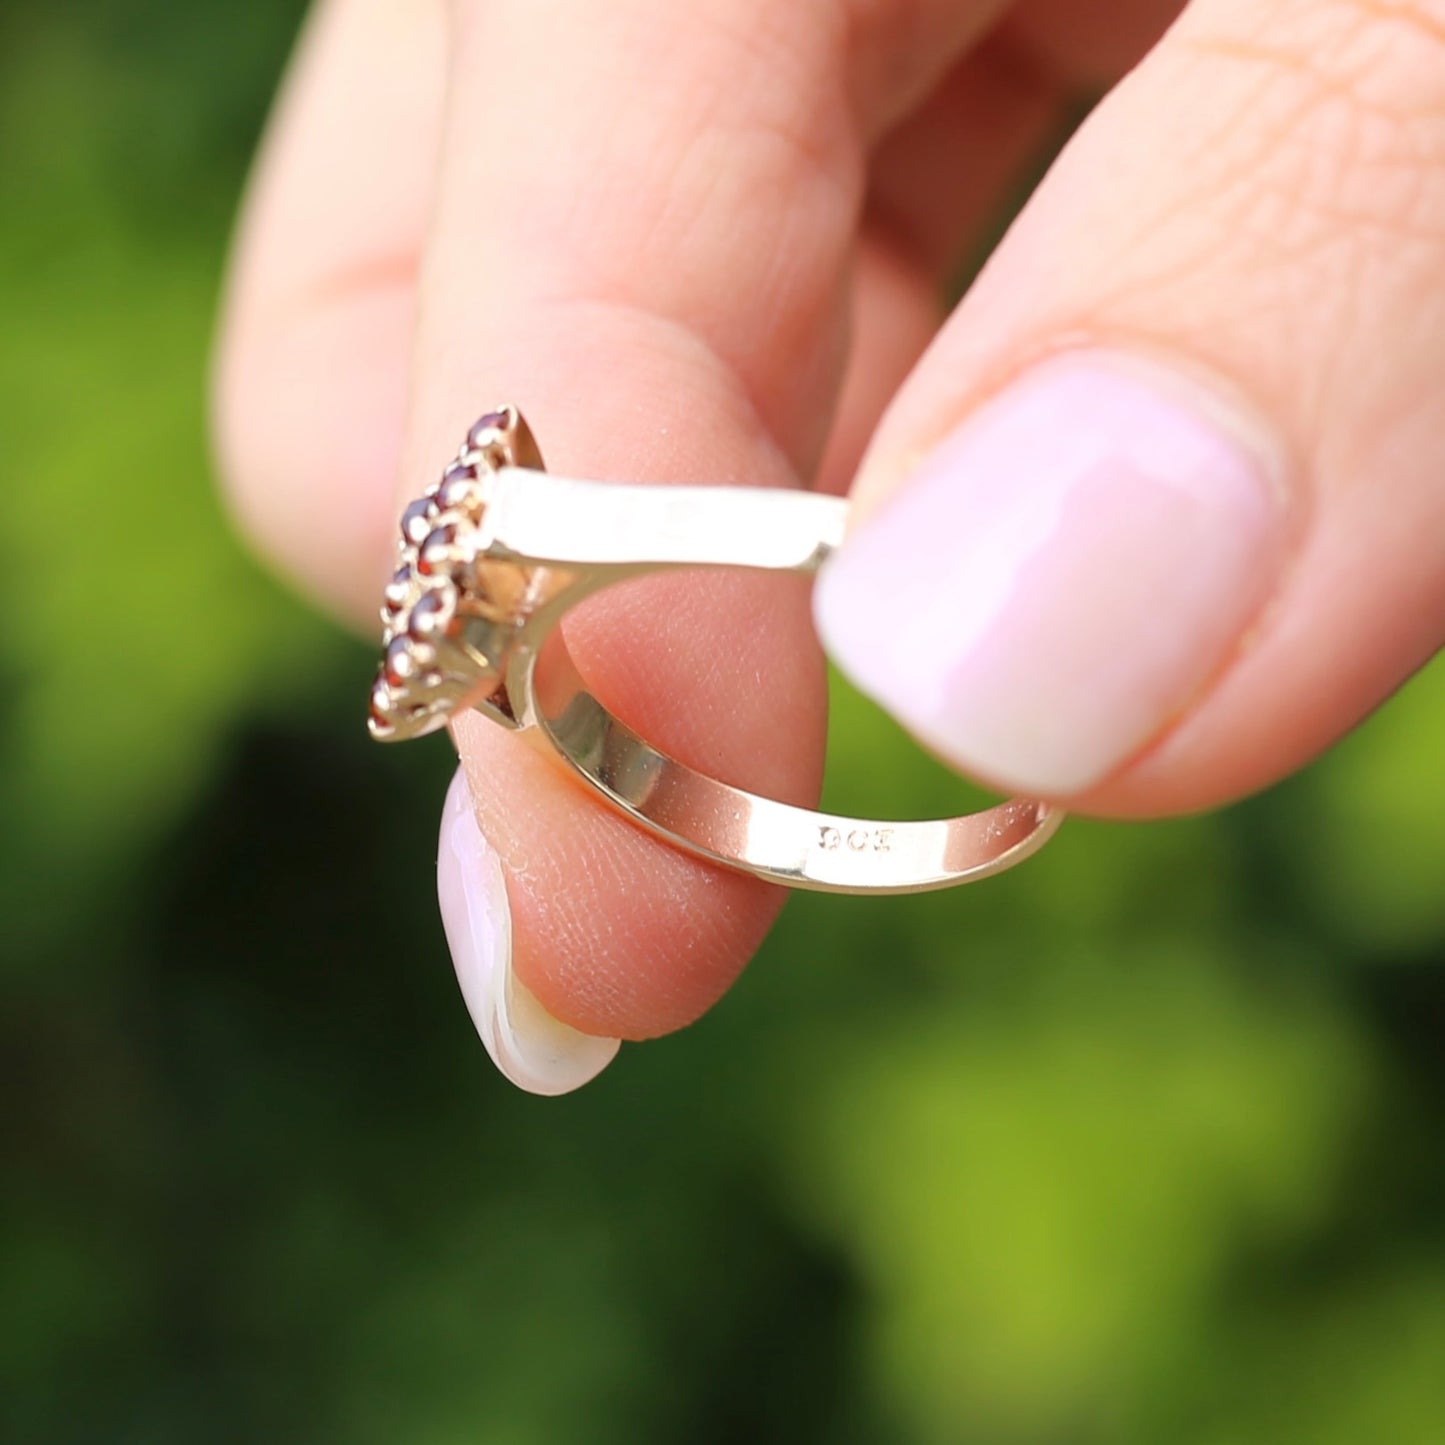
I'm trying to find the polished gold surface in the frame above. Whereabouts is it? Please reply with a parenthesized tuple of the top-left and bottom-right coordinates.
(371, 410, 1062, 893)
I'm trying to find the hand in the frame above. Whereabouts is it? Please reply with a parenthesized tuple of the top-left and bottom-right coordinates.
(215, 0, 1445, 1092)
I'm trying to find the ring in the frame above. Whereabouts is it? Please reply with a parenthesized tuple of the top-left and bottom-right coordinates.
(368, 407, 1062, 894)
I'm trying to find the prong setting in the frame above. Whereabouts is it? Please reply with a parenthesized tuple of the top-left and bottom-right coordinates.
(367, 406, 542, 741)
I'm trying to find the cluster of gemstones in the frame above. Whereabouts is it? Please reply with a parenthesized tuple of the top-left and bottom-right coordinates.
(368, 409, 518, 741)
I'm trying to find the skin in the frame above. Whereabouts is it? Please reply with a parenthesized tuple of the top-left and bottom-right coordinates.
(215, 0, 1445, 1041)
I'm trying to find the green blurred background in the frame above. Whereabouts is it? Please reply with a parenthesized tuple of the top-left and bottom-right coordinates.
(4, 4, 1444, 1441)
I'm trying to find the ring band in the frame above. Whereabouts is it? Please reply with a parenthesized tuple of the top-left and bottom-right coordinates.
(369, 408, 1062, 894)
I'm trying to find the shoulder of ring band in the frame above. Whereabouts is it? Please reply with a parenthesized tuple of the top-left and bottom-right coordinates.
(369, 407, 1063, 895)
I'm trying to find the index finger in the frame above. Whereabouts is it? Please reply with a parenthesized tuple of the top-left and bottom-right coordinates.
(226, 0, 1002, 1091)
(415, 0, 859, 1083)
(421, 0, 1026, 1088)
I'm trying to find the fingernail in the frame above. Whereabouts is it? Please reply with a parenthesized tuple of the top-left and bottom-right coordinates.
(437, 769, 619, 1095)
(815, 351, 1291, 795)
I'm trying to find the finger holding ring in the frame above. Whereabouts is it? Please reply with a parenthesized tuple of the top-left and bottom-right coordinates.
(370, 408, 1062, 894)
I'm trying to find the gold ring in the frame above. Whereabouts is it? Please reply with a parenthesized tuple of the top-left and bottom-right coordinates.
(369, 408, 1062, 893)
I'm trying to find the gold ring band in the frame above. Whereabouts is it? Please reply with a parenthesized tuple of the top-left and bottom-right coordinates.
(369, 408, 1062, 894)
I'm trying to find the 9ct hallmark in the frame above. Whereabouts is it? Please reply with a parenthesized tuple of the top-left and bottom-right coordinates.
(818, 826, 893, 853)
(369, 408, 1063, 894)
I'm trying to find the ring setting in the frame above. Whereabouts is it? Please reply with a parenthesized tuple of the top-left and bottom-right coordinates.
(370, 408, 1062, 893)
(369, 407, 545, 742)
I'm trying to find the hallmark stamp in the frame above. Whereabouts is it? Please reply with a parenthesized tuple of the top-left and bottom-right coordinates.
(817, 826, 893, 853)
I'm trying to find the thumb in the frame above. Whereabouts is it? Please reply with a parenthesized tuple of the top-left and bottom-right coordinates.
(814, 0, 1445, 815)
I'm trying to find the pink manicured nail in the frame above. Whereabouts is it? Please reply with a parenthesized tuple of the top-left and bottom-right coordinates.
(814, 352, 1290, 795)
(438, 769, 619, 1095)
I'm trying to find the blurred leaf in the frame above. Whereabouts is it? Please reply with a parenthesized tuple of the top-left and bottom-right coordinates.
(1304, 658, 1445, 955)
(1190, 1268, 1445, 1445)
(0, 15, 336, 966)
(2, 5, 1444, 1445)
(780, 947, 1372, 1443)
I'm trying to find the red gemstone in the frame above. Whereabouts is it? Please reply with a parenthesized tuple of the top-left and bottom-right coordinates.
(400, 497, 434, 546)
(467, 409, 511, 450)
(438, 473, 482, 512)
(369, 673, 395, 733)
(408, 587, 453, 639)
(416, 524, 457, 576)
(384, 637, 415, 687)
(382, 564, 412, 613)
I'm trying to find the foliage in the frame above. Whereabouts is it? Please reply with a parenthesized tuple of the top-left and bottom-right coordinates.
(3, 6, 1443, 1442)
